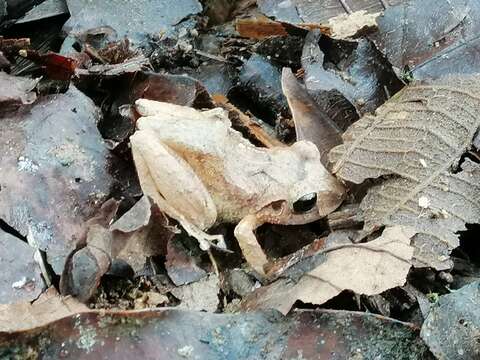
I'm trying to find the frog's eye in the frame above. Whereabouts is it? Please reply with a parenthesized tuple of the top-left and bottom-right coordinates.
(293, 193, 317, 213)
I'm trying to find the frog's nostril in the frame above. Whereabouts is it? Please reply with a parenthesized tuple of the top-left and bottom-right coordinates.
(293, 193, 317, 213)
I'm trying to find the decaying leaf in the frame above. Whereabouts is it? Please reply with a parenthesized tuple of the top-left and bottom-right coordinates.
(374, 0, 480, 80)
(61, 197, 175, 301)
(0, 309, 431, 359)
(170, 273, 220, 312)
(60, 199, 120, 302)
(0, 86, 113, 273)
(236, 53, 289, 124)
(330, 76, 480, 270)
(281, 67, 342, 166)
(63, 0, 202, 42)
(19, 49, 77, 80)
(166, 236, 207, 286)
(0, 230, 43, 304)
(257, 0, 401, 24)
(0, 287, 88, 332)
(302, 30, 402, 116)
(421, 281, 480, 359)
(241, 226, 414, 314)
(75, 55, 150, 78)
(111, 197, 174, 274)
(14, 0, 69, 25)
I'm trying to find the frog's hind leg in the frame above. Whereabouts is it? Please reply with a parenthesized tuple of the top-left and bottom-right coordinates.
(130, 129, 225, 251)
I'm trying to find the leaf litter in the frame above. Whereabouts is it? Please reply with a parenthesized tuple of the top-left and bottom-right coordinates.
(0, 0, 480, 358)
(330, 75, 480, 270)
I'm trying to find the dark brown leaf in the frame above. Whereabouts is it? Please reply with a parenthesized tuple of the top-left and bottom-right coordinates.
(421, 281, 480, 359)
(0, 309, 431, 359)
(0, 86, 113, 273)
(302, 30, 403, 117)
(0, 230, 43, 304)
(236, 17, 330, 39)
(166, 236, 207, 286)
(374, 0, 480, 80)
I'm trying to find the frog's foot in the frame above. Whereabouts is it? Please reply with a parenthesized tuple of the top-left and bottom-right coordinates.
(180, 219, 227, 251)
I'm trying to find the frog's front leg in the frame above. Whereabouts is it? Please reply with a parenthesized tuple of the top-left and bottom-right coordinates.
(130, 130, 225, 250)
(234, 214, 269, 275)
(234, 201, 289, 275)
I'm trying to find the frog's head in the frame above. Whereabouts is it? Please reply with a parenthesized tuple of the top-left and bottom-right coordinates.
(265, 141, 345, 226)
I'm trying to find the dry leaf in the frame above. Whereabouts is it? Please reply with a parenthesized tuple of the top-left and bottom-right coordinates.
(329, 76, 480, 270)
(0, 287, 88, 332)
(327, 10, 379, 39)
(235, 17, 330, 39)
(170, 273, 220, 312)
(240, 226, 414, 315)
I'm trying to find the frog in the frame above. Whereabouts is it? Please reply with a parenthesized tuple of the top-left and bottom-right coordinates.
(130, 99, 345, 274)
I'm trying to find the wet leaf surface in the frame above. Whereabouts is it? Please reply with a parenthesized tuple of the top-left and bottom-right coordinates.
(235, 53, 288, 125)
(14, 0, 68, 25)
(302, 30, 403, 116)
(166, 236, 207, 286)
(421, 281, 480, 359)
(330, 75, 480, 270)
(0, 86, 113, 273)
(63, 0, 202, 42)
(257, 0, 402, 24)
(0, 309, 432, 359)
(0, 230, 43, 304)
(375, 0, 480, 80)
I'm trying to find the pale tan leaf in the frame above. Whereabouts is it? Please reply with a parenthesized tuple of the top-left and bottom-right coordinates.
(329, 76, 480, 269)
(0, 287, 89, 332)
(327, 10, 379, 39)
(240, 226, 414, 315)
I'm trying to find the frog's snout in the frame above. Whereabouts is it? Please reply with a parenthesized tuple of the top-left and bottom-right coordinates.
(317, 182, 346, 217)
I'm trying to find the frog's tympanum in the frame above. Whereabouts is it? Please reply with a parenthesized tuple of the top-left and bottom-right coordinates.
(130, 99, 345, 274)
